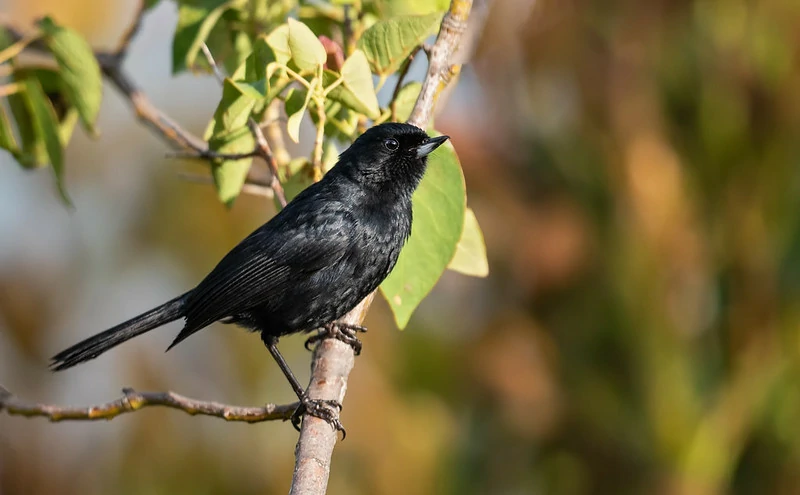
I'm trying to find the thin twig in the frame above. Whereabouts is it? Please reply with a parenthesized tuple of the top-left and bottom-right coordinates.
(177, 172, 275, 199)
(199, 42, 287, 207)
(311, 97, 326, 180)
(200, 43, 226, 84)
(115, 0, 147, 59)
(265, 99, 292, 167)
(390, 46, 420, 121)
(167, 149, 257, 160)
(249, 118, 287, 207)
(289, 2, 475, 494)
(98, 60, 209, 152)
(0, 385, 296, 423)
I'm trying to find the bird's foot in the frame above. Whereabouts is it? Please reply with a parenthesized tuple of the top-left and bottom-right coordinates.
(290, 396, 346, 438)
(304, 322, 367, 355)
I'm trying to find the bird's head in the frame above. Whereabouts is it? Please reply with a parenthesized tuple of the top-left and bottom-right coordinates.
(336, 123, 449, 197)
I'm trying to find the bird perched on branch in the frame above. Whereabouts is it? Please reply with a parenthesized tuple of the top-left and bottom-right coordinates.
(50, 122, 449, 434)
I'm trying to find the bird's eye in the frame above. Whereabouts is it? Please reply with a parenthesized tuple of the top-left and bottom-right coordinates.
(383, 138, 399, 151)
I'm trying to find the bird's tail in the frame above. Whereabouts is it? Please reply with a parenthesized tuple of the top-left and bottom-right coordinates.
(50, 292, 190, 371)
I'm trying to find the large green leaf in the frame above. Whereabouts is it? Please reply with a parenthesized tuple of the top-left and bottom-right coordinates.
(21, 76, 70, 204)
(37, 17, 102, 134)
(380, 138, 465, 328)
(357, 13, 442, 77)
(447, 208, 489, 277)
(287, 18, 326, 71)
(326, 49, 380, 119)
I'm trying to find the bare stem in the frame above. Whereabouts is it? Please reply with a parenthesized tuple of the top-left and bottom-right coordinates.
(312, 98, 326, 180)
(0, 385, 296, 423)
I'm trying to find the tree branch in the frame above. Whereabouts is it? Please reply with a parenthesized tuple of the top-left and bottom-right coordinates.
(0, 385, 296, 422)
(198, 42, 287, 207)
(1, 1, 286, 198)
(290, 2, 474, 493)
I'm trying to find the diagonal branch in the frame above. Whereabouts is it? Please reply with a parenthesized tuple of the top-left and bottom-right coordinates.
(289, 2, 475, 494)
(0, 385, 296, 422)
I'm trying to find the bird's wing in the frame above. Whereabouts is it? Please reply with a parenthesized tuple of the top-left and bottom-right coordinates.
(172, 204, 356, 346)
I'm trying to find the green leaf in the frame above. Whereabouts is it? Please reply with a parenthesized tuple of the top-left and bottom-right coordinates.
(287, 18, 326, 71)
(7, 90, 45, 168)
(173, 0, 231, 73)
(213, 78, 257, 131)
(21, 76, 70, 204)
(208, 126, 254, 205)
(238, 35, 276, 82)
(0, 104, 18, 153)
(145, 0, 162, 9)
(182, 0, 237, 71)
(447, 208, 489, 277)
(285, 87, 313, 143)
(380, 137, 465, 328)
(326, 50, 380, 119)
(37, 17, 102, 134)
(58, 107, 80, 146)
(266, 24, 291, 65)
(392, 81, 421, 122)
(357, 13, 442, 77)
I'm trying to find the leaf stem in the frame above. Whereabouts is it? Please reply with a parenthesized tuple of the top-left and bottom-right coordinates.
(312, 96, 326, 180)
(0, 32, 40, 65)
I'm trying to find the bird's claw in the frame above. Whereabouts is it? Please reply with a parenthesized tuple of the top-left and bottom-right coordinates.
(290, 396, 346, 439)
(304, 323, 367, 355)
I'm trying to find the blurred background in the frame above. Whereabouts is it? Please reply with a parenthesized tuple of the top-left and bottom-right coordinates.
(2, 0, 800, 494)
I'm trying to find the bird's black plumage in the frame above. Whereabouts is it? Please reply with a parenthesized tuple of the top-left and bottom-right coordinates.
(50, 123, 449, 372)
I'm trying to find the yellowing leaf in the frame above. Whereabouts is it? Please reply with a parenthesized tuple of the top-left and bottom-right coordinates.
(447, 208, 489, 277)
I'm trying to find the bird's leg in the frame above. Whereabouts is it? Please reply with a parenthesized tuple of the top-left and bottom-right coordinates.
(261, 334, 345, 436)
(304, 322, 367, 355)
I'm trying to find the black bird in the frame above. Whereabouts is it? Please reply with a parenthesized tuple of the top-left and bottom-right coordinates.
(50, 123, 449, 432)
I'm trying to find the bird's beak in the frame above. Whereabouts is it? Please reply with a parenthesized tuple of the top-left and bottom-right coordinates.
(416, 135, 450, 158)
